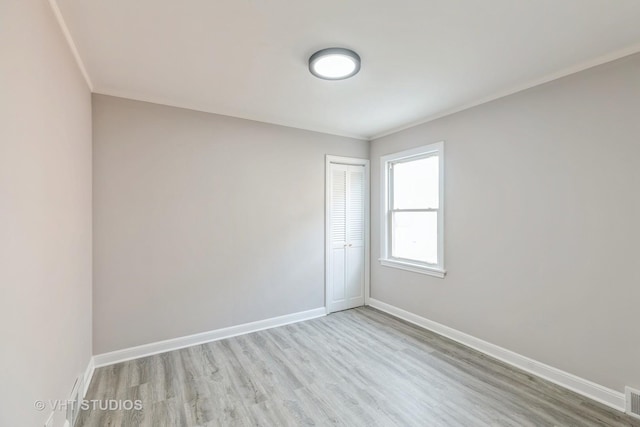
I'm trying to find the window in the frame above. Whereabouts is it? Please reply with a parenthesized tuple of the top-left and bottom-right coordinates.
(380, 142, 445, 278)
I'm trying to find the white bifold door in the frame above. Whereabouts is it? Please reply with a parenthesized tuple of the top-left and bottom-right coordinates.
(327, 162, 366, 313)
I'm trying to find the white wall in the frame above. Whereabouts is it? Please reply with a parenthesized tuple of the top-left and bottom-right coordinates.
(92, 95, 368, 354)
(370, 53, 640, 393)
(0, 1, 93, 426)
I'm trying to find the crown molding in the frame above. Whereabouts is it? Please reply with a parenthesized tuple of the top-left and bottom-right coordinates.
(370, 43, 640, 140)
(94, 89, 369, 141)
(48, 0, 93, 91)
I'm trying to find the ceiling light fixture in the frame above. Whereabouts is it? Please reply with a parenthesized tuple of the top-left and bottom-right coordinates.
(309, 48, 361, 80)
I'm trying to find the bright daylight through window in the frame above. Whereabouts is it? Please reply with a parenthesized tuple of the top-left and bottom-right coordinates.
(380, 142, 445, 278)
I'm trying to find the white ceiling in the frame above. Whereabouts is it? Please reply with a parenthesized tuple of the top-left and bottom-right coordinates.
(54, 0, 640, 140)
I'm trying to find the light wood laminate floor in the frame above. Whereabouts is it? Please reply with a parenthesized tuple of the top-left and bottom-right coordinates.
(78, 307, 640, 426)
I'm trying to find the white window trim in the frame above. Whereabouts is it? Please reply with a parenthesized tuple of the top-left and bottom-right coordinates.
(379, 141, 446, 278)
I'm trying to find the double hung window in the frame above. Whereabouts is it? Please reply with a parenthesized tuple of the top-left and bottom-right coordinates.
(380, 142, 445, 277)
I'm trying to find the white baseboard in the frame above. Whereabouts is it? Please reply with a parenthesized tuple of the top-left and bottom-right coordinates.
(59, 357, 95, 427)
(82, 356, 95, 398)
(93, 307, 327, 367)
(367, 298, 626, 412)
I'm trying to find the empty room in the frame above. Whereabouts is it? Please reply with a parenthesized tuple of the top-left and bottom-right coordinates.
(3, 0, 640, 426)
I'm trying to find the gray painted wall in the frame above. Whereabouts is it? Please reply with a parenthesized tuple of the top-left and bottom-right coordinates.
(0, 1, 93, 426)
(92, 95, 368, 354)
(370, 53, 640, 393)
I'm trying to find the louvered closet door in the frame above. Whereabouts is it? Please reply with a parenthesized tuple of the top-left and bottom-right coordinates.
(328, 163, 365, 313)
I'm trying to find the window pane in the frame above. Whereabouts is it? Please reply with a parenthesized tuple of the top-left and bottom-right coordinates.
(392, 156, 439, 209)
(392, 211, 437, 264)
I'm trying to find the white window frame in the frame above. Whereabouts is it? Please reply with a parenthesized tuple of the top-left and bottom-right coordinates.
(379, 141, 446, 278)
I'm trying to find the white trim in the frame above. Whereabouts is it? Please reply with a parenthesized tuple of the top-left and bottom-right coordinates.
(45, 412, 54, 427)
(625, 387, 640, 419)
(370, 43, 640, 140)
(367, 298, 626, 412)
(60, 358, 94, 427)
(379, 259, 445, 278)
(47, 0, 94, 90)
(93, 307, 326, 367)
(94, 90, 368, 141)
(380, 142, 445, 276)
(326, 155, 370, 166)
(81, 357, 95, 398)
(325, 155, 371, 313)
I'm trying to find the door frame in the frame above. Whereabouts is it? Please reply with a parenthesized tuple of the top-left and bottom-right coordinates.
(325, 155, 370, 314)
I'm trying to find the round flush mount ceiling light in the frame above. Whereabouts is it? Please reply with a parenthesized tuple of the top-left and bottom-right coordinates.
(309, 48, 361, 80)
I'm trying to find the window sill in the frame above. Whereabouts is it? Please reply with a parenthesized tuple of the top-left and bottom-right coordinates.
(379, 258, 446, 278)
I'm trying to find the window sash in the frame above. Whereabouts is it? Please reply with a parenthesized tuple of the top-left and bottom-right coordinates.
(389, 151, 439, 211)
(390, 208, 438, 213)
(388, 209, 439, 266)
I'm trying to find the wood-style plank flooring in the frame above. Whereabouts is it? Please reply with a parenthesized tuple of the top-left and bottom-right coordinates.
(78, 307, 640, 426)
